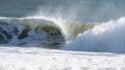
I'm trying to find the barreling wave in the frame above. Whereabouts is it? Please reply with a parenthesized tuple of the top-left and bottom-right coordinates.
(0, 16, 94, 49)
(1, 16, 125, 53)
(0, 17, 65, 48)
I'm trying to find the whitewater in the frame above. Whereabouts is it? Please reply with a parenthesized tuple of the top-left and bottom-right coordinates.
(1, 16, 125, 70)
(1, 16, 125, 53)
(1, 0, 125, 70)
(62, 17, 125, 53)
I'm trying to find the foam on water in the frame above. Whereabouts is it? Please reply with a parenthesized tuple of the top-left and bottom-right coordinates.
(1, 16, 125, 53)
(0, 17, 65, 48)
(61, 17, 125, 53)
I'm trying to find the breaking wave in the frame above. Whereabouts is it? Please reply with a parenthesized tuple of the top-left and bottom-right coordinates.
(61, 17, 125, 53)
(0, 17, 65, 48)
(0, 16, 94, 49)
(1, 16, 125, 53)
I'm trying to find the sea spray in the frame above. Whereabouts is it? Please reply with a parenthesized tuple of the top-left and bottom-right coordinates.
(26, 16, 95, 40)
(61, 17, 125, 53)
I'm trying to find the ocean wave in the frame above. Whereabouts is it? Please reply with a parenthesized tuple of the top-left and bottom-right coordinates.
(61, 17, 125, 53)
(0, 17, 65, 48)
(0, 16, 95, 49)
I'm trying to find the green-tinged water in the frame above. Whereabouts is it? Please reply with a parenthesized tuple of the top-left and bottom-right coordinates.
(0, 18, 65, 48)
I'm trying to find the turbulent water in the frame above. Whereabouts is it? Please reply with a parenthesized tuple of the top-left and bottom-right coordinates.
(62, 17, 125, 53)
(1, 0, 125, 53)
(0, 17, 65, 48)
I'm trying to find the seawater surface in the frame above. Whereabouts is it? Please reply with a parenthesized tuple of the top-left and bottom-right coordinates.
(1, 0, 125, 53)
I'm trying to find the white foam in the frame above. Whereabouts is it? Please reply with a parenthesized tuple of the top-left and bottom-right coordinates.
(0, 46, 124, 70)
(61, 17, 125, 53)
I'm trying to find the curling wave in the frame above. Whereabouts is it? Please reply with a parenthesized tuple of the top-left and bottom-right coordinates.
(0, 17, 65, 48)
(1, 16, 125, 53)
(0, 17, 94, 49)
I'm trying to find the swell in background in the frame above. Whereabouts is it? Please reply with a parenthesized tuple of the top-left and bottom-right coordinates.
(1, 0, 125, 22)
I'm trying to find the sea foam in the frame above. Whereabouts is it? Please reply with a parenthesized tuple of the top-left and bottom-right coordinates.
(61, 17, 125, 53)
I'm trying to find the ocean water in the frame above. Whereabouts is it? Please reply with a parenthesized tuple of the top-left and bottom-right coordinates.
(1, 0, 125, 53)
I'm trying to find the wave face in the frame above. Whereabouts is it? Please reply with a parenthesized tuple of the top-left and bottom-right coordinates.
(61, 17, 125, 53)
(0, 17, 65, 48)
